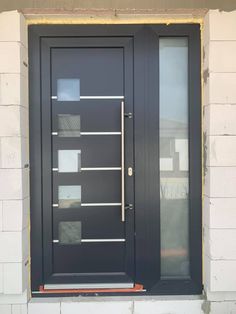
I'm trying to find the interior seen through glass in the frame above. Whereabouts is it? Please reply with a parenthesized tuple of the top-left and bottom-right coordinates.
(59, 221, 82, 245)
(159, 37, 190, 278)
(58, 114, 81, 137)
(58, 150, 81, 173)
(57, 78, 80, 101)
(58, 185, 81, 208)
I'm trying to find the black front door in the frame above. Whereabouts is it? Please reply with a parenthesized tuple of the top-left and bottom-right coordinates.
(41, 37, 134, 288)
(30, 25, 202, 295)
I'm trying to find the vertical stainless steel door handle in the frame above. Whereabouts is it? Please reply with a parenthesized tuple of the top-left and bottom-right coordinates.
(121, 101, 125, 222)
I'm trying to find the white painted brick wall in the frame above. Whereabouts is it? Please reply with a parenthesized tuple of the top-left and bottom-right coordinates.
(0, 9, 29, 304)
(203, 9, 236, 302)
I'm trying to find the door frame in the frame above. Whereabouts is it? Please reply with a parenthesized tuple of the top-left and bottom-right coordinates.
(29, 24, 202, 296)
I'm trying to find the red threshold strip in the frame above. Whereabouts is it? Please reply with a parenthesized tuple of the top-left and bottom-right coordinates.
(39, 283, 144, 294)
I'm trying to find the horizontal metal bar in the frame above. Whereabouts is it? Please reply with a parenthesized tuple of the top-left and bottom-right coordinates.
(80, 132, 121, 135)
(80, 96, 124, 100)
(81, 203, 121, 207)
(53, 239, 125, 243)
(82, 239, 125, 243)
(51, 131, 121, 136)
(44, 282, 134, 289)
(51, 96, 124, 100)
(52, 167, 121, 172)
(53, 203, 121, 208)
(81, 167, 121, 171)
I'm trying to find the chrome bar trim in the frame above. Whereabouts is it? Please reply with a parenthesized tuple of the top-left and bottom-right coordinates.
(52, 168, 58, 171)
(44, 283, 133, 289)
(52, 204, 58, 207)
(53, 239, 125, 243)
(51, 96, 124, 100)
(80, 96, 124, 100)
(81, 203, 121, 207)
(81, 167, 121, 171)
(81, 239, 125, 243)
(121, 101, 125, 222)
(52, 132, 58, 136)
(80, 132, 121, 135)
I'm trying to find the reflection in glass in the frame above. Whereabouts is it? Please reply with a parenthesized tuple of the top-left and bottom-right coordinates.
(59, 221, 82, 245)
(58, 185, 81, 208)
(57, 79, 80, 101)
(58, 114, 81, 137)
(58, 150, 81, 173)
(159, 37, 190, 278)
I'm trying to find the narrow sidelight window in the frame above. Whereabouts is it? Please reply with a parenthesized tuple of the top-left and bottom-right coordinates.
(159, 38, 190, 278)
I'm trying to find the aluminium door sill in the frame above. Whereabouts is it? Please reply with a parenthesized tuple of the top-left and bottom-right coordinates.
(44, 282, 134, 289)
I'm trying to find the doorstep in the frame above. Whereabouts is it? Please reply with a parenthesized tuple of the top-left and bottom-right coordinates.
(28, 295, 204, 314)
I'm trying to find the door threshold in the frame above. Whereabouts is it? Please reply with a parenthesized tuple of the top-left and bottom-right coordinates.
(39, 283, 144, 294)
(44, 282, 134, 290)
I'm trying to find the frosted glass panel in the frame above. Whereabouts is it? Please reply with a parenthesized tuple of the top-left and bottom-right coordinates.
(58, 185, 81, 208)
(159, 37, 190, 278)
(58, 150, 81, 173)
(57, 79, 80, 101)
(59, 221, 82, 245)
(58, 114, 81, 137)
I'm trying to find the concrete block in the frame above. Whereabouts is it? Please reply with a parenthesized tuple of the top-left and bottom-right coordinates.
(22, 168, 29, 199)
(0, 106, 21, 136)
(0, 42, 21, 73)
(3, 260, 28, 294)
(207, 258, 236, 291)
(208, 41, 236, 73)
(12, 304, 28, 314)
(61, 301, 133, 314)
(208, 10, 236, 41)
(28, 302, 60, 314)
(204, 105, 236, 136)
(207, 136, 236, 167)
(0, 201, 2, 231)
(20, 107, 29, 138)
(0, 11, 26, 44)
(204, 167, 236, 198)
(0, 169, 24, 200)
(210, 301, 236, 314)
(0, 74, 28, 107)
(209, 73, 236, 104)
(0, 74, 20, 105)
(0, 231, 23, 262)
(3, 199, 29, 231)
(0, 263, 3, 293)
(0, 137, 27, 169)
(205, 227, 236, 260)
(133, 300, 203, 314)
(203, 11, 210, 46)
(20, 75, 29, 108)
(204, 196, 236, 229)
(0, 289, 28, 304)
(0, 305, 11, 314)
(0, 42, 27, 77)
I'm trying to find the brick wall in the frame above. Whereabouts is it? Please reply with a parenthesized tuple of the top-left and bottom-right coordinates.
(203, 9, 236, 310)
(0, 10, 29, 314)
